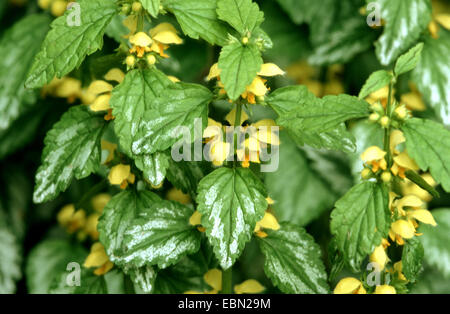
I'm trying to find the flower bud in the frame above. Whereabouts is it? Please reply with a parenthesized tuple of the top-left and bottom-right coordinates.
(370, 102, 384, 113)
(146, 54, 156, 65)
(121, 3, 131, 15)
(361, 168, 372, 179)
(242, 37, 249, 45)
(132, 1, 142, 13)
(381, 171, 392, 183)
(38, 0, 51, 10)
(395, 106, 407, 120)
(51, 0, 67, 17)
(125, 55, 136, 67)
(369, 113, 380, 122)
(380, 116, 390, 128)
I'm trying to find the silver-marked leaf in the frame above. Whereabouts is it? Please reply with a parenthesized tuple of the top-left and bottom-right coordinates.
(418, 209, 450, 278)
(164, 0, 230, 46)
(135, 152, 170, 186)
(122, 200, 201, 269)
(374, 0, 432, 65)
(0, 225, 21, 293)
(412, 30, 450, 124)
(216, 0, 264, 34)
(394, 42, 424, 76)
(0, 14, 50, 132)
(359, 70, 393, 99)
(258, 222, 329, 294)
(330, 181, 390, 271)
(33, 106, 106, 203)
(218, 42, 263, 100)
(197, 167, 267, 269)
(123, 265, 157, 294)
(98, 190, 161, 266)
(25, 0, 118, 88)
(141, 0, 160, 18)
(110, 68, 172, 156)
(166, 160, 205, 199)
(402, 118, 450, 192)
(132, 82, 212, 155)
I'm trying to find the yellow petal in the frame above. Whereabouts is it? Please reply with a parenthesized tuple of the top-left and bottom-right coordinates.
(203, 118, 223, 138)
(391, 219, 415, 239)
(393, 152, 419, 170)
(247, 76, 268, 97)
(258, 63, 285, 77)
(108, 164, 131, 185)
(57, 204, 75, 226)
(53, 77, 82, 98)
(87, 80, 113, 95)
(84, 243, 109, 268)
(361, 146, 387, 162)
(91, 193, 111, 213)
(401, 92, 426, 111)
(255, 128, 280, 146)
(369, 86, 389, 100)
(252, 119, 277, 128)
(333, 277, 364, 294)
(226, 108, 249, 126)
(130, 32, 153, 47)
(369, 245, 388, 270)
(150, 23, 178, 37)
(207, 63, 221, 81)
(204, 269, 222, 291)
(390, 130, 405, 154)
(436, 14, 450, 29)
(153, 30, 183, 45)
(167, 188, 191, 205)
(234, 280, 265, 294)
(104, 68, 125, 84)
(84, 213, 100, 240)
(93, 260, 114, 276)
(407, 209, 437, 226)
(210, 142, 231, 166)
(266, 196, 275, 205)
(396, 195, 423, 212)
(374, 285, 396, 294)
(123, 15, 138, 34)
(189, 210, 202, 226)
(90, 94, 111, 111)
(167, 76, 180, 83)
(256, 212, 280, 231)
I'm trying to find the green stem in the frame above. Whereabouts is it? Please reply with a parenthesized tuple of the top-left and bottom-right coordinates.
(234, 102, 242, 127)
(384, 82, 394, 167)
(222, 268, 232, 294)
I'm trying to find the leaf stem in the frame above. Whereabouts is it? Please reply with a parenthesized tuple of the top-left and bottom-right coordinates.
(222, 268, 233, 294)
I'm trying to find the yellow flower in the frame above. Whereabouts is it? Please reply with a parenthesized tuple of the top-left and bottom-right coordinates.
(254, 212, 280, 238)
(391, 152, 419, 179)
(91, 193, 111, 213)
(400, 84, 426, 112)
(101, 140, 117, 164)
(374, 285, 396, 294)
(185, 269, 222, 294)
(393, 261, 407, 281)
(207, 63, 284, 103)
(57, 204, 86, 233)
(87, 69, 124, 115)
(42, 77, 82, 103)
(333, 277, 366, 294)
(108, 164, 136, 189)
(369, 244, 389, 270)
(401, 173, 437, 202)
(166, 188, 191, 205)
(389, 219, 416, 245)
(225, 108, 249, 126)
(129, 23, 183, 59)
(361, 146, 387, 172)
(51, 0, 67, 17)
(234, 280, 265, 294)
(84, 242, 114, 276)
(83, 213, 100, 240)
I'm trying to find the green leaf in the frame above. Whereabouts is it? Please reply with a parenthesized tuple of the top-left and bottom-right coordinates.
(267, 86, 364, 152)
(405, 170, 439, 199)
(330, 181, 390, 271)
(110, 68, 172, 156)
(412, 30, 450, 124)
(394, 42, 424, 76)
(410, 266, 450, 294)
(265, 133, 336, 226)
(164, 0, 230, 46)
(418, 209, 450, 278)
(374, 0, 432, 65)
(402, 118, 450, 192)
(258, 222, 329, 294)
(132, 82, 212, 155)
(197, 167, 267, 269)
(135, 152, 170, 186)
(358, 70, 393, 99)
(141, 0, 160, 18)
(123, 265, 157, 293)
(74, 271, 108, 294)
(25, 0, 118, 88)
(26, 239, 87, 294)
(218, 42, 262, 100)
(166, 160, 205, 199)
(402, 237, 424, 282)
(0, 14, 50, 132)
(275, 0, 315, 25)
(0, 225, 21, 293)
(216, 0, 264, 34)
(33, 106, 106, 203)
(105, 14, 129, 43)
(308, 16, 376, 66)
(122, 200, 201, 268)
(98, 190, 161, 266)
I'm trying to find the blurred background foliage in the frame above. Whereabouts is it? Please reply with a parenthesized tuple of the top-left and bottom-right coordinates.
(0, 0, 449, 293)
